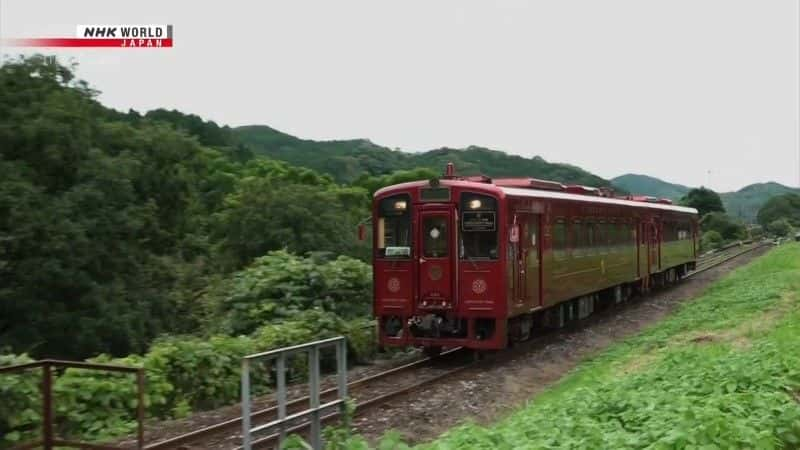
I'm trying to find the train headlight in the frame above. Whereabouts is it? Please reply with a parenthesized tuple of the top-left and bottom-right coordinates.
(468, 199, 482, 209)
(394, 200, 407, 211)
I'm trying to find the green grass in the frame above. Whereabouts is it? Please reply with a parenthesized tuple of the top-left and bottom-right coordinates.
(412, 243, 800, 449)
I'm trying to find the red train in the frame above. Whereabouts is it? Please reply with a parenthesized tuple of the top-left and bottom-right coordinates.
(371, 163, 699, 353)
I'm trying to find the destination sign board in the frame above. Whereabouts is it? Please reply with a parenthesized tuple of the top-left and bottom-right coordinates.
(462, 211, 496, 231)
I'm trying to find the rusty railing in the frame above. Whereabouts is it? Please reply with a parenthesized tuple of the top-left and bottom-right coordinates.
(0, 359, 145, 450)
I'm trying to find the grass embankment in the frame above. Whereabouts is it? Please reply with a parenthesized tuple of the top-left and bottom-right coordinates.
(418, 244, 800, 449)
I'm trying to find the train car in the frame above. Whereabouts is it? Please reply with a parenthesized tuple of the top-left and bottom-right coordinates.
(371, 164, 698, 353)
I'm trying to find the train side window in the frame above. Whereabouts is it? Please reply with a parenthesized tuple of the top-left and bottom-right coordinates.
(602, 221, 612, 252)
(677, 221, 690, 240)
(572, 219, 583, 257)
(664, 221, 674, 241)
(608, 222, 616, 251)
(553, 219, 567, 260)
(617, 223, 626, 246)
(585, 220, 595, 255)
(377, 194, 412, 258)
(597, 221, 608, 254)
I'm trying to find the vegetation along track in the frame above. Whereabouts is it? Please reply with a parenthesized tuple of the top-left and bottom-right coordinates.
(142, 241, 767, 450)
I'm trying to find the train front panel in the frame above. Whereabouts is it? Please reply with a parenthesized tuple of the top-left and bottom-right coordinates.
(373, 180, 509, 351)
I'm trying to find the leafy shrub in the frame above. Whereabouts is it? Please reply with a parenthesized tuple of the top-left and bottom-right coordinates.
(701, 212, 747, 241)
(0, 354, 40, 448)
(145, 335, 257, 412)
(52, 354, 172, 442)
(700, 230, 723, 251)
(767, 218, 794, 237)
(213, 251, 371, 335)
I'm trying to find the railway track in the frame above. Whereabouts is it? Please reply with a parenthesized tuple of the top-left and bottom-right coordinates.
(141, 241, 767, 450)
(142, 347, 472, 450)
(691, 241, 763, 275)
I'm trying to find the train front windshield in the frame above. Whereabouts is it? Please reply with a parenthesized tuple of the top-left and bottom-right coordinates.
(376, 194, 412, 258)
(460, 193, 498, 259)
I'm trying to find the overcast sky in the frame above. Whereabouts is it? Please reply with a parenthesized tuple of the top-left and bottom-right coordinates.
(2, 0, 798, 192)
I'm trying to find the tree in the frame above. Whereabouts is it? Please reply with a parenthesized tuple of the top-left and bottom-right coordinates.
(700, 230, 724, 251)
(756, 193, 800, 228)
(353, 167, 439, 196)
(679, 187, 725, 217)
(767, 218, 794, 237)
(700, 212, 747, 241)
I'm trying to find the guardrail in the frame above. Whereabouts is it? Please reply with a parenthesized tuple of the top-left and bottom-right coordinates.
(0, 359, 145, 450)
(240, 336, 348, 450)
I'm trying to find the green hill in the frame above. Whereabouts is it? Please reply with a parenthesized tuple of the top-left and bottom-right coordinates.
(611, 174, 691, 200)
(721, 182, 800, 223)
(612, 173, 800, 223)
(235, 125, 616, 188)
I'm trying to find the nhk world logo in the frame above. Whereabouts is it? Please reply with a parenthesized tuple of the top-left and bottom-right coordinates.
(3, 24, 173, 48)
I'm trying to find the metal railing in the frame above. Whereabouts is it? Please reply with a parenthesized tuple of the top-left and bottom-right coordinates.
(0, 359, 145, 450)
(241, 336, 348, 450)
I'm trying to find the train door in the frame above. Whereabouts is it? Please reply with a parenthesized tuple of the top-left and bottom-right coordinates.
(509, 216, 522, 310)
(649, 220, 660, 273)
(416, 205, 457, 309)
(522, 215, 541, 308)
(637, 221, 646, 279)
(511, 214, 541, 310)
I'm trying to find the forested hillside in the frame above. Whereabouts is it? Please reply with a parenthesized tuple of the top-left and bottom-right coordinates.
(0, 56, 371, 360)
(236, 125, 616, 188)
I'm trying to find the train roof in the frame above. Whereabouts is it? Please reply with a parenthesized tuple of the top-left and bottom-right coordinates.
(374, 163, 698, 216)
(375, 180, 697, 215)
(499, 186, 698, 215)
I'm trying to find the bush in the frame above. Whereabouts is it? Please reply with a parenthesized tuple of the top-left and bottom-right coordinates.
(0, 354, 40, 448)
(53, 354, 173, 442)
(213, 250, 371, 335)
(767, 218, 794, 237)
(145, 335, 258, 412)
(700, 230, 723, 251)
(700, 212, 747, 241)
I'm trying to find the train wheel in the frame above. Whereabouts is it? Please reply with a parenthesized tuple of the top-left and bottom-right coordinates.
(423, 346, 442, 358)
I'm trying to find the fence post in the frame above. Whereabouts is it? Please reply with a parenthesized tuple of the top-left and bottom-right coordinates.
(336, 340, 348, 427)
(136, 369, 145, 450)
(309, 346, 321, 450)
(241, 358, 251, 450)
(277, 353, 287, 441)
(42, 362, 53, 450)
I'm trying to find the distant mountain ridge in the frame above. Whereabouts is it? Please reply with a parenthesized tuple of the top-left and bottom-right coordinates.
(612, 174, 800, 223)
(611, 174, 691, 201)
(235, 125, 615, 189)
(720, 182, 800, 223)
(166, 118, 794, 224)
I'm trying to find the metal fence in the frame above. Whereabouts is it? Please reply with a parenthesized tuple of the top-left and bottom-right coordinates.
(241, 336, 348, 450)
(0, 359, 145, 450)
